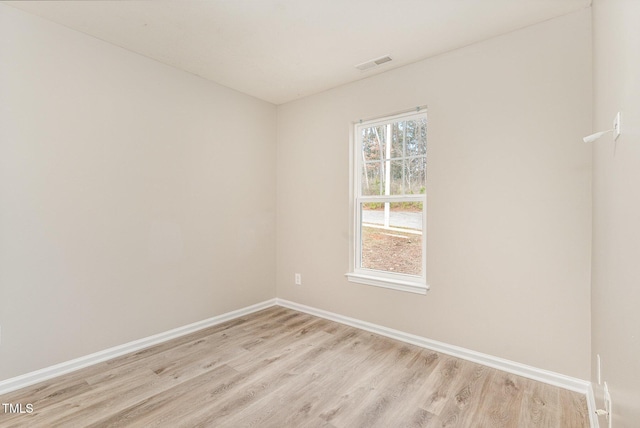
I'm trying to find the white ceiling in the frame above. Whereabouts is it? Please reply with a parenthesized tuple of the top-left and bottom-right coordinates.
(4, 0, 590, 105)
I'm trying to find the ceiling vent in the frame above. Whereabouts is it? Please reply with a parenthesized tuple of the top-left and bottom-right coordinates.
(355, 55, 392, 71)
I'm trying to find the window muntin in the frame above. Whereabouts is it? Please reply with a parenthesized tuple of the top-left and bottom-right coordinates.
(348, 110, 428, 293)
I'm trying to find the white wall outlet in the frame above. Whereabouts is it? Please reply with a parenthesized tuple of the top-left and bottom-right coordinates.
(604, 381, 612, 428)
(613, 112, 621, 141)
(294, 273, 302, 285)
(597, 354, 602, 385)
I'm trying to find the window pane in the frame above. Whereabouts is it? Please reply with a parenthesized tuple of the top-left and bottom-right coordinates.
(391, 121, 404, 159)
(362, 161, 384, 195)
(405, 156, 426, 195)
(360, 202, 423, 276)
(406, 118, 427, 157)
(362, 125, 385, 162)
(390, 159, 403, 195)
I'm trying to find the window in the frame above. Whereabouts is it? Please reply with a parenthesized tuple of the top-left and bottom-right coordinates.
(347, 109, 428, 294)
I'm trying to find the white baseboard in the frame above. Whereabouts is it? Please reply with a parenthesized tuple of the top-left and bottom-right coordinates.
(278, 299, 598, 427)
(0, 299, 277, 396)
(0, 297, 597, 427)
(276, 299, 592, 395)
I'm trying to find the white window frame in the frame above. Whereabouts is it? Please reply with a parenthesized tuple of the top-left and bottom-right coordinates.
(346, 109, 429, 294)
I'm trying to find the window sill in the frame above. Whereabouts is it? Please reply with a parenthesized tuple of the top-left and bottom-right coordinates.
(345, 272, 429, 295)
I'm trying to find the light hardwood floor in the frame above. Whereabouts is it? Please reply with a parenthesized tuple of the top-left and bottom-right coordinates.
(0, 306, 589, 427)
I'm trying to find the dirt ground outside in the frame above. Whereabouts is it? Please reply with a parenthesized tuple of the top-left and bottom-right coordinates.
(361, 226, 422, 276)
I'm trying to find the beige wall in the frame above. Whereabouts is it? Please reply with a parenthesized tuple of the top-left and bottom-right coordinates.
(277, 10, 592, 379)
(0, 4, 277, 381)
(592, 0, 640, 424)
(0, 2, 599, 388)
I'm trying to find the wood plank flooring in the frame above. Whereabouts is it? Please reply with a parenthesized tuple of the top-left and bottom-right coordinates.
(0, 307, 589, 427)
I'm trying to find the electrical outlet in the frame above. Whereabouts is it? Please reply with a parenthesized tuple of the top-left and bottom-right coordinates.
(597, 354, 602, 385)
(295, 273, 302, 285)
(604, 382, 612, 428)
